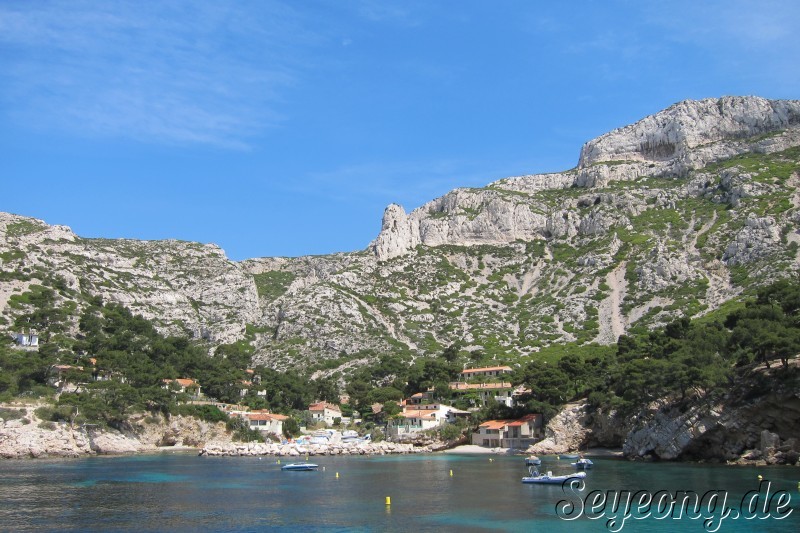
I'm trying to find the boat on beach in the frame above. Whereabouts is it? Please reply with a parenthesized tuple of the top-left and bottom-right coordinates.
(280, 463, 319, 471)
(521, 469, 587, 485)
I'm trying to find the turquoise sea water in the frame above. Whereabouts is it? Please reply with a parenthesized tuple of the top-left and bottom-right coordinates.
(0, 452, 798, 532)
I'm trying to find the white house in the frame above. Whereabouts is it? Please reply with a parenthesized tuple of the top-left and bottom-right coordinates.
(449, 381, 516, 407)
(245, 411, 287, 436)
(308, 401, 342, 426)
(162, 378, 202, 399)
(386, 403, 462, 439)
(472, 414, 543, 448)
(460, 365, 512, 380)
(14, 332, 39, 347)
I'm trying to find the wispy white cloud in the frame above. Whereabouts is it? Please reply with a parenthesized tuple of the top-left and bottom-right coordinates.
(644, 0, 798, 46)
(0, 0, 307, 148)
(279, 157, 530, 213)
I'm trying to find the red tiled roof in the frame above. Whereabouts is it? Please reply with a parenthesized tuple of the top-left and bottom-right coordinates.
(479, 420, 511, 430)
(401, 409, 438, 419)
(449, 382, 513, 391)
(309, 401, 340, 412)
(461, 366, 512, 374)
(246, 412, 287, 422)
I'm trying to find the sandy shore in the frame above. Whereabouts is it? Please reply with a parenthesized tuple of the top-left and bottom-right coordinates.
(442, 445, 624, 457)
(442, 445, 514, 454)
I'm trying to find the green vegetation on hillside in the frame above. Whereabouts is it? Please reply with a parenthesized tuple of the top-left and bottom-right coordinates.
(513, 279, 800, 418)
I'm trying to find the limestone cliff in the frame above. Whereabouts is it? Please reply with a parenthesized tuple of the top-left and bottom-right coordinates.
(2, 95, 800, 373)
(529, 362, 800, 465)
(371, 96, 800, 260)
(0, 405, 233, 458)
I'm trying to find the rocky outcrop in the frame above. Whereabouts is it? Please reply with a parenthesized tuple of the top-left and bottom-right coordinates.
(371, 96, 800, 260)
(579, 96, 800, 167)
(623, 370, 800, 464)
(527, 402, 626, 455)
(721, 215, 782, 266)
(0, 405, 235, 459)
(576, 96, 800, 187)
(0, 212, 260, 345)
(535, 365, 800, 464)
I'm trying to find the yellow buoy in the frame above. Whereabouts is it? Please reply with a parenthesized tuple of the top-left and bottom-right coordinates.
(385, 496, 391, 505)
(449, 469, 453, 477)
(335, 472, 339, 479)
(758, 474, 763, 481)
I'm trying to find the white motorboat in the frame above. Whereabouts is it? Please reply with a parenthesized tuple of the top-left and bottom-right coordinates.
(571, 458, 594, 470)
(280, 462, 319, 471)
(521, 470, 587, 485)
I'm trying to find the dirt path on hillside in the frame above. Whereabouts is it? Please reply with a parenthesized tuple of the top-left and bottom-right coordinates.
(690, 210, 736, 309)
(786, 173, 800, 264)
(594, 262, 626, 344)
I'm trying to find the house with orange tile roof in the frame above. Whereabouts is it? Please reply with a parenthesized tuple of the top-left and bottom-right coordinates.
(472, 414, 543, 448)
(307, 401, 342, 426)
(386, 403, 465, 439)
(406, 391, 435, 405)
(162, 378, 201, 399)
(244, 410, 288, 436)
(47, 364, 86, 391)
(460, 365, 513, 380)
(449, 381, 517, 407)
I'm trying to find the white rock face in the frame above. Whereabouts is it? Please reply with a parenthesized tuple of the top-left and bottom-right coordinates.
(0, 407, 235, 458)
(580, 96, 800, 167)
(722, 215, 782, 265)
(371, 96, 800, 260)
(372, 204, 420, 261)
(0, 212, 260, 344)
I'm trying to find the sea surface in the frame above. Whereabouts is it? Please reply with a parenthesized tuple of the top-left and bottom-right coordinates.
(0, 452, 798, 532)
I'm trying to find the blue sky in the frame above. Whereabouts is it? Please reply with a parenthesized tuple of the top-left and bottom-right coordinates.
(1, 1, 798, 260)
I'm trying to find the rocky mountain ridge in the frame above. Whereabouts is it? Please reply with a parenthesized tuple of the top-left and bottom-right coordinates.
(2, 95, 800, 376)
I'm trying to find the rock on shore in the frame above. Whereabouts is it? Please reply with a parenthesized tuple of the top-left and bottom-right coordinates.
(0, 405, 233, 459)
(199, 440, 429, 457)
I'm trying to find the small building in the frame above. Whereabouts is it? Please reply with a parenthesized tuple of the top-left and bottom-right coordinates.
(386, 403, 462, 439)
(472, 419, 508, 448)
(406, 391, 435, 406)
(47, 365, 84, 389)
(445, 407, 471, 424)
(307, 401, 342, 426)
(449, 381, 516, 407)
(14, 332, 39, 348)
(472, 414, 543, 449)
(245, 411, 288, 436)
(459, 366, 512, 381)
(162, 378, 202, 399)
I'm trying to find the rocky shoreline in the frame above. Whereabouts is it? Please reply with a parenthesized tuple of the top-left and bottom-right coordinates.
(198, 440, 430, 457)
(0, 403, 445, 460)
(0, 404, 232, 459)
